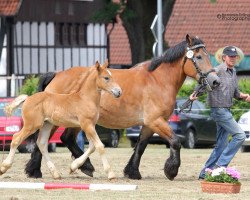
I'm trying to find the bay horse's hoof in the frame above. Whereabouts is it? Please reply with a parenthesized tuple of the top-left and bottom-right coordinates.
(25, 169, 42, 178)
(164, 158, 179, 181)
(79, 160, 95, 177)
(80, 168, 94, 177)
(123, 165, 142, 180)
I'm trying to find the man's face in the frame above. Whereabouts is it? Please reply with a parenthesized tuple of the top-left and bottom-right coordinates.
(223, 55, 238, 68)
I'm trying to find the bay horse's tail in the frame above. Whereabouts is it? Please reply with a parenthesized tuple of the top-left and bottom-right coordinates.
(37, 72, 56, 92)
(4, 94, 28, 117)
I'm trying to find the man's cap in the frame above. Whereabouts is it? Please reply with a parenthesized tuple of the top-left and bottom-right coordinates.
(223, 46, 238, 56)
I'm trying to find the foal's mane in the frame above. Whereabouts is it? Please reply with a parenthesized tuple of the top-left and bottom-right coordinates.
(75, 66, 96, 93)
(148, 37, 204, 71)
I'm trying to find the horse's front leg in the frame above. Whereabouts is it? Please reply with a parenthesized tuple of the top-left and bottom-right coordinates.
(60, 128, 95, 177)
(81, 123, 116, 180)
(37, 122, 61, 179)
(124, 126, 153, 179)
(70, 141, 95, 174)
(149, 118, 181, 180)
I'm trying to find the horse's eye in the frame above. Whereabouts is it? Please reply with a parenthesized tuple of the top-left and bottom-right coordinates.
(196, 55, 202, 60)
(104, 77, 110, 81)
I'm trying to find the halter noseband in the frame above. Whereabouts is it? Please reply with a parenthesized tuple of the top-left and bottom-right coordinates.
(182, 43, 215, 90)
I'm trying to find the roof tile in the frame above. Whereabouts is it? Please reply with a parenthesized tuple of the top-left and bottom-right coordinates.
(108, 16, 132, 65)
(0, 0, 22, 16)
(165, 0, 250, 54)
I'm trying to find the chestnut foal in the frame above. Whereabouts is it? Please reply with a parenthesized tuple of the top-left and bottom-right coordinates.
(1, 61, 122, 180)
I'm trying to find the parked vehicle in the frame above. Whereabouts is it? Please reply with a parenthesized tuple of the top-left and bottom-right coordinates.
(238, 110, 250, 152)
(0, 98, 64, 153)
(126, 99, 217, 149)
(83, 125, 123, 148)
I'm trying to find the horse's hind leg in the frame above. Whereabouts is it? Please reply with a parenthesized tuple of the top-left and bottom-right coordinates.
(61, 128, 95, 177)
(25, 126, 58, 178)
(37, 122, 61, 179)
(25, 127, 65, 179)
(0, 128, 37, 175)
(124, 126, 153, 179)
(25, 127, 95, 178)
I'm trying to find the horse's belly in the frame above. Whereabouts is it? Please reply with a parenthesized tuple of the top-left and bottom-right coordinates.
(45, 112, 80, 128)
(98, 108, 143, 129)
(46, 118, 79, 127)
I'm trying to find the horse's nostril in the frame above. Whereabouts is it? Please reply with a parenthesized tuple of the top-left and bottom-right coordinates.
(213, 80, 220, 87)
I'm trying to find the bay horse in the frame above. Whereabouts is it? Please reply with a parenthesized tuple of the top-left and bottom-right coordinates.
(25, 34, 220, 180)
(0, 61, 122, 180)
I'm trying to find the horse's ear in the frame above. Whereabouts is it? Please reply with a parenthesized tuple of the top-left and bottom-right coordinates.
(103, 59, 109, 69)
(95, 61, 101, 71)
(186, 34, 192, 46)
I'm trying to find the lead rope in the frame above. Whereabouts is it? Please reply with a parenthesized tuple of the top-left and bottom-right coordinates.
(178, 84, 207, 113)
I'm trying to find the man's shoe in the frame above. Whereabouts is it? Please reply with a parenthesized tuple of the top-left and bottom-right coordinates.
(198, 176, 204, 180)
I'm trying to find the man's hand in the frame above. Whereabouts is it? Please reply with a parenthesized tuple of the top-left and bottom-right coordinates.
(245, 94, 250, 102)
(240, 92, 250, 102)
(189, 92, 198, 101)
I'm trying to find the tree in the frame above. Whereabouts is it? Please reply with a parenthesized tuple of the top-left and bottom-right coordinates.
(92, 0, 175, 65)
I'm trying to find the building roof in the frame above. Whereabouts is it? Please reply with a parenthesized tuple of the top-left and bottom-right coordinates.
(165, 0, 250, 55)
(108, 16, 132, 65)
(0, 0, 22, 16)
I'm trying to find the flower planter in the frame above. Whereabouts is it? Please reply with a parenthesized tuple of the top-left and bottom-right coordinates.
(201, 181, 241, 194)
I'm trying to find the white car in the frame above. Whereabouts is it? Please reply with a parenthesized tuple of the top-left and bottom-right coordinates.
(238, 111, 250, 152)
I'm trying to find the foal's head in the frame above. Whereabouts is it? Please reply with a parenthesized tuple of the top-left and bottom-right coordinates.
(95, 60, 122, 98)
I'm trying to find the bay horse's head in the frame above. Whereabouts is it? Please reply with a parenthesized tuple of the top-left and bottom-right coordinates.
(149, 34, 220, 91)
(183, 34, 220, 91)
(95, 60, 122, 98)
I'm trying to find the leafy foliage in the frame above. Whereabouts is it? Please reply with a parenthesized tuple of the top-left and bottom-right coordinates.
(232, 79, 250, 121)
(177, 80, 208, 105)
(205, 167, 240, 184)
(91, 1, 121, 23)
(19, 75, 39, 96)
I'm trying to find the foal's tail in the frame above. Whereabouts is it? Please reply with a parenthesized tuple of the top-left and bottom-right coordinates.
(4, 94, 28, 117)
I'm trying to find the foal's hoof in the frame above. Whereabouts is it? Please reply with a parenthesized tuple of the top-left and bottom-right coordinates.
(69, 168, 75, 175)
(0, 165, 9, 175)
(108, 171, 116, 180)
(52, 171, 61, 180)
(70, 161, 79, 174)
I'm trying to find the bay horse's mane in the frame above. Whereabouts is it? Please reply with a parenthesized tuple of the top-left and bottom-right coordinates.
(148, 37, 205, 71)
